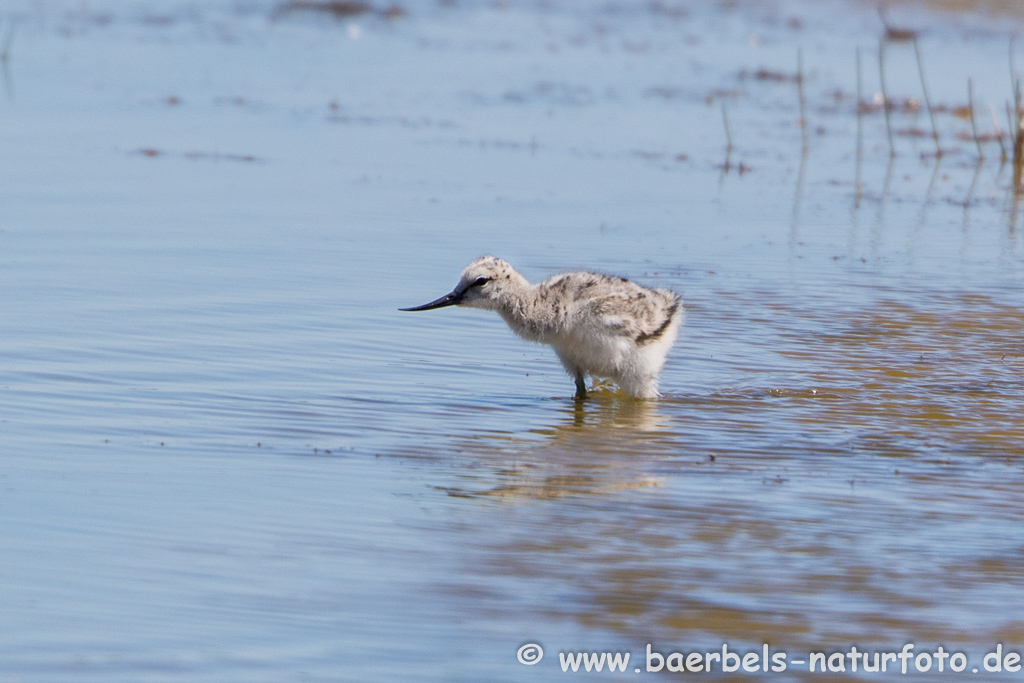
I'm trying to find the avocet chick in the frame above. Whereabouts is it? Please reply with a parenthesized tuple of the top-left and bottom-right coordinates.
(401, 256, 682, 399)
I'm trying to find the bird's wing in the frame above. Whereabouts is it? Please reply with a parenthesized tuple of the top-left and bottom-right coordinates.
(590, 290, 679, 343)
(589, 295, 651, 339)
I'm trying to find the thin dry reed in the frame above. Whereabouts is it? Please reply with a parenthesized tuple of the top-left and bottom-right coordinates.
(967, 78, 983, 159)
(913, 37, 941, 156)
(1011, 39, 1022, 187)
(855, 47, 863, 202)
(991, 105, 1007, 162)
(797, 48, 808, 152)
(721, 102, 733, 153)
(0, 21, 15, 63)
(878, 40, 895, 156)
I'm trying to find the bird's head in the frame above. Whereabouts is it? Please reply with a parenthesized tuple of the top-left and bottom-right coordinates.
(400, 256, 523, 312)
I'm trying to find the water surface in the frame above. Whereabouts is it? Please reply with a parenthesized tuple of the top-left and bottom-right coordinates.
(1, 0, 1023, 680)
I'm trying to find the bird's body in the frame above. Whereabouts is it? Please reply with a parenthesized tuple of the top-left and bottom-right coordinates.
(401, 256, 683, 399)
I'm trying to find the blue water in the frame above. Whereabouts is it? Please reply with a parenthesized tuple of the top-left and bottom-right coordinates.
(2, 0, 1023, 680)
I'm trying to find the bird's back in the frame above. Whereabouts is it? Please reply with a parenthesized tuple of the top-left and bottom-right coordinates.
(537, 271, 681, 345)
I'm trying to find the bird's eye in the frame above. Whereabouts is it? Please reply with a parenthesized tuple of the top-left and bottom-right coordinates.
(469, 277, 491, 288)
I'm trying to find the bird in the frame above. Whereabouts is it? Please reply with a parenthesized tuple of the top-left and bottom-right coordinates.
(400, 256, 683, 399)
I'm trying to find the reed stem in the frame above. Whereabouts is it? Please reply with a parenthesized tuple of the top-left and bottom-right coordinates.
(797, 48, 808, 152)
(967, 78, 983, 159)
(0, 21, 15, 63)
(991, 104, 1007, 162)
(721, 102, 733, 153)
(913, 37, 941, 157)
(879, 39, 895, 156)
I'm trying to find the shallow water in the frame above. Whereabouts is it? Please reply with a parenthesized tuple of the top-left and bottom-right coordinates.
(1, 0, 1023, 680)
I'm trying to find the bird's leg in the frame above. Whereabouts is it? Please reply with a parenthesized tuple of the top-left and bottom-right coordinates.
(574, 372, 588, 401)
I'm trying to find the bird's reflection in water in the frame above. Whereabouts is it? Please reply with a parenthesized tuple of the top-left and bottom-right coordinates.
(566, 385, 671, 431)
(442, 391, 679, 502)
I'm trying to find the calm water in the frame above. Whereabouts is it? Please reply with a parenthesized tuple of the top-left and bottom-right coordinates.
(1, 0, 1023, 680)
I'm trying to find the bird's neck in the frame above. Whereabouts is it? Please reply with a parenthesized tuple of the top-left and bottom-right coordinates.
(493, 280, 558, 341)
